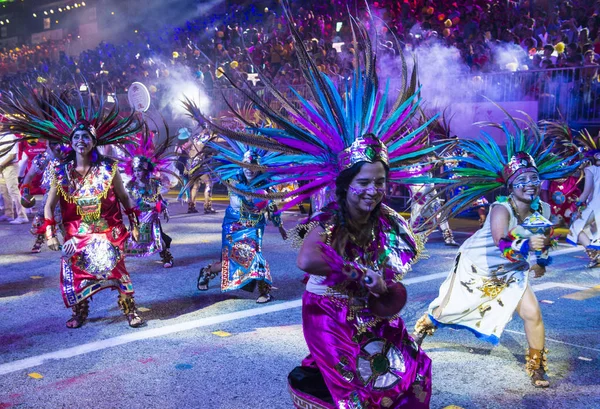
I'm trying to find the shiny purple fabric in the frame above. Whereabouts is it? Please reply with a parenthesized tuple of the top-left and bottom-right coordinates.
(302, 291, 432, 409)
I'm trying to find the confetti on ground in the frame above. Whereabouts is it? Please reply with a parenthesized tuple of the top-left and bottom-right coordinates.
(137, 307, 151, 312)
(578, 356, 592, 362)
(212, 330, 232, 337)
(540, 300, 554, 304)
(175, 363, 193, 370)
(30, 276, 43, 280)
(28, 373, 43, 379)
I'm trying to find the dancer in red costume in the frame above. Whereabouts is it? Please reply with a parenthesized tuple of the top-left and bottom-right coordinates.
(1, 86, 146, 329)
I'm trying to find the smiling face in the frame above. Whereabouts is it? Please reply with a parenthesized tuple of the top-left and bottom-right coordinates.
(70, 129, 96, 156)
(510, 170, 541, 203)
(345, 161, 387, 218)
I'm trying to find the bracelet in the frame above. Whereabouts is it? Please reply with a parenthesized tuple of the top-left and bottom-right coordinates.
(536, 255, 553, 268)
(37, 218, 56, 235)
(43, 220, 58, 241)
(498, 236, 529, 262)
(20, 183, 33, 196)
(341, 261, 367, 281)
(124, 207, 140, 228)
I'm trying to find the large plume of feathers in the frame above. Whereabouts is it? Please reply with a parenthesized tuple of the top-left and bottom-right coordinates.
(182, 0, 447, 212)
(573, 128, 600, 157)
(118, 118, 182, 186)
(426, 109, 581, 227)
(0, 83, 142, 156)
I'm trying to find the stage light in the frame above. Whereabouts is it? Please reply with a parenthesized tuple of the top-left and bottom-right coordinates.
(6, 19, 9, 23)
(50, 9, 54, 13)
(44, 11, 48, 15)
(32, 13, 37, 17)
(0, 22, 4, 25)
(82, 1, 86, 5)
(66, 5, 70, 10)
(59, 8, 62, 12)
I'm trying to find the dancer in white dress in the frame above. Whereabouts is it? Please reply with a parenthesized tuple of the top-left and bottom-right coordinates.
(411, 118, 580, 388)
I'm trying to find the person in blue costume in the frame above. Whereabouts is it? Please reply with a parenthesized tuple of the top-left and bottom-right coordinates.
(194, 144, 287, 303)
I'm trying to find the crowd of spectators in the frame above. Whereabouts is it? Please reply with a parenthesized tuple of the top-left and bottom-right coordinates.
(0, 0, 599, 96)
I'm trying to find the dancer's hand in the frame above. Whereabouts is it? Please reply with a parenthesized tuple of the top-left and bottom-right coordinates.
(132, 225, 140, 242)
(529, 234, 546, 251)
(364, 268, 387, 297)
(48, 237, 61, 251)
(278, 226, 287, 240)
(530, 264, 546, 278)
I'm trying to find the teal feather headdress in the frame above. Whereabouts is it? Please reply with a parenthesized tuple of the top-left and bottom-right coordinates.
(0, 84, 141, 155)
(432, 111, 581, 223)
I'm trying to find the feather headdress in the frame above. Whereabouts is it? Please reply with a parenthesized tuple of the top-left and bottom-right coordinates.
(0, 84, 141, 155)
(431, 111, 581, 223)
(573, 128, 600, 158)
(118, 120, 182, 185)
(183, 2, 446, 212)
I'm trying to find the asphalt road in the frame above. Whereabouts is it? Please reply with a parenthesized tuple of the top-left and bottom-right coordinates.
(0, 197, 598, 409)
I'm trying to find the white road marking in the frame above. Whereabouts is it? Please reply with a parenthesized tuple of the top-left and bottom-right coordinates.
(0, 268, 594, 376)
(0, 299, 301, 376)
(1, 272, 450, 376)
(403, 272, 448, 284)
(504, 330, 600, 353)
(551, 245, 585, 257)
(532, 282, 589, 291)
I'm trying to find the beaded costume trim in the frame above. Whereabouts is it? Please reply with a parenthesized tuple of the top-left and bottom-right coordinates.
(52, 158, 118, 223)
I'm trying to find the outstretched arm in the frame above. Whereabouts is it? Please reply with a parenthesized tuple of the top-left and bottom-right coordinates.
(296, 225, 331, 276)
(44, 185, 61, 251)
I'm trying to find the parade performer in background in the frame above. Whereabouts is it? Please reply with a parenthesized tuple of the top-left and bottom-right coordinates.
(121, 125, 180, 268)
(539, 120, 583, 227)
(180, 123, 217, 214)
(0, 86, 146, 329)
(186, 134, 286, 303)
(17, 137, 47, 193)
(20, 140, 67, 253)
(408, 160, 459, 247)
(0, 127, 30, 224)
(567, 129, 600, 268)
(185, 4, 445, 405)
(412, 117, 580, 388)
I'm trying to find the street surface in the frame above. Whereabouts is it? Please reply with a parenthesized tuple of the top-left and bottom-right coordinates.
(0, 196, 598, 409)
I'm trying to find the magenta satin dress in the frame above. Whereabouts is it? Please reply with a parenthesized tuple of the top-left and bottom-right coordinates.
(290, 202, 432, 409)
